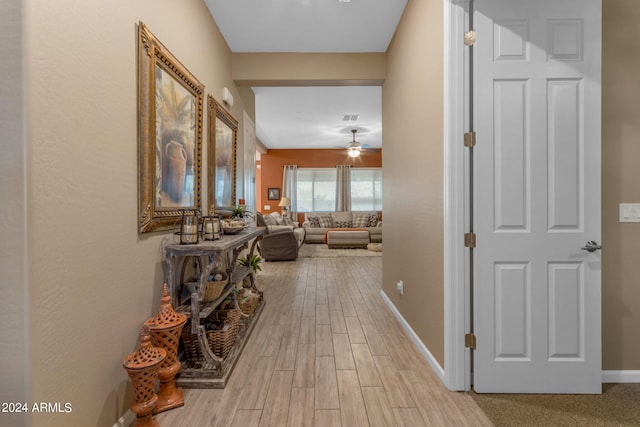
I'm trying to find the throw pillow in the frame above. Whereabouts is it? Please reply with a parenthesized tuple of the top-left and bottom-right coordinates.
(308, 216, 321, 228)
(282, 216, 294, 226)
(353, 213, 369, 228)
(263, 214, 277, 226)
(334, 220, 353, 229)
(318, 215, 334, 228)
(367, 214, 378, 227)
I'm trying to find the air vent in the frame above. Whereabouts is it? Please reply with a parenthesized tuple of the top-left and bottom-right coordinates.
(342, 115, 359, 121)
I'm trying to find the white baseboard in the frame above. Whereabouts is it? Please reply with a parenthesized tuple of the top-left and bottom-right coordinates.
(380, 290, 446, 385)
(113, 410, 135, 427)
(602, 370, 640, 383)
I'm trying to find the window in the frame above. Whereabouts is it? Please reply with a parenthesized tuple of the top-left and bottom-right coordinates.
(296, 168, 336, 212)
(350, 168, 383, 211)
(295, 167, 383, 212)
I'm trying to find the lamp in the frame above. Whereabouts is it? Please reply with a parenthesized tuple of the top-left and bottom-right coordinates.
(278, 196, 291, 217)
(347, 129, 361, 158)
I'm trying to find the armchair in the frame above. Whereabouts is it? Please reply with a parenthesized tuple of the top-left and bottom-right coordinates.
(256, 212, 299, 261)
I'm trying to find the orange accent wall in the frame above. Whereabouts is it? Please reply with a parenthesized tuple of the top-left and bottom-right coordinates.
(260, 149, 382, 221)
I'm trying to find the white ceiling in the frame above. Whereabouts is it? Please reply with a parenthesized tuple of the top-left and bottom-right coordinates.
(204, 0, 407, 53)
(204, 0, 408, 150)
(253, 86, 382, 149)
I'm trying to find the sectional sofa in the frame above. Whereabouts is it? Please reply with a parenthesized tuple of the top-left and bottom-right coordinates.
(301, 211, 382, 244)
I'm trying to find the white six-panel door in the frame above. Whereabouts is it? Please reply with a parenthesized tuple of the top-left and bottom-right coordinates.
(474, 0, 602, 393)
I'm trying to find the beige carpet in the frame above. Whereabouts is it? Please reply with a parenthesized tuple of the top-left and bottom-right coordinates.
(298, 243, 382, 258)
(471, 383, 640, 426)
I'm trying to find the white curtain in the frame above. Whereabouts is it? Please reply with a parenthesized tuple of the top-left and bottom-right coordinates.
(335, 165, 351, 211)
(282, 164, 298, 219)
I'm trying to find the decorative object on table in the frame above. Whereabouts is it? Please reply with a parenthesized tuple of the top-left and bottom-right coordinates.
(230, 205, 253, 222)
(175, 208, 201, 244)
(237, 288, 260, 316)
(201, 214, 222, 241)
(137, 22, 204, 234)
(182, 308, 241, 360)
(203, 271, 228, 302)
(278, 196, 291, 218)
(267, 187, 280, 200)
(238, 198, 245, 207)
(123, 325, 166, 427)
(221, 206, 252, 234)
(144, 284, 188, 414)
(208, 96, 238, 212)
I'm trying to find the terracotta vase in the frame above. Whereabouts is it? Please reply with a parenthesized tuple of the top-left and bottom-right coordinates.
(123, 326, 166, 427)
(144, 283, 188, 413)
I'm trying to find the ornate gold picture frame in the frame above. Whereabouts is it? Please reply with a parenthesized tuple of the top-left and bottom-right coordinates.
(137, 22, 204, 233)
(208, 96, 238, 213)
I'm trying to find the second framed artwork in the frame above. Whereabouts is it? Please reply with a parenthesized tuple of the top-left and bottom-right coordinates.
(267, 188, 281, 200)
(208, 96, 238, 212)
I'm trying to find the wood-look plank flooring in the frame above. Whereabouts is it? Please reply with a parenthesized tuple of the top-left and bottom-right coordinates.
(153, 256, 492, 426)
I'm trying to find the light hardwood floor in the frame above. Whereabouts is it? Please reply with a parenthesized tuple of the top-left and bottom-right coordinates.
(154, 256, 493, 426)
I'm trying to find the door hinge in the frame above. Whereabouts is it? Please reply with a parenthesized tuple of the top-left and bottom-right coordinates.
(464, 233, 476, 248)
(465, 333, 477, 350)
(464, 131, 476, 147)
(464, 30, 476, 46)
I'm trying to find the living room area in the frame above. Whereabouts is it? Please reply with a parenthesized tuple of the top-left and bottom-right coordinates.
(254, 117, 384, 261)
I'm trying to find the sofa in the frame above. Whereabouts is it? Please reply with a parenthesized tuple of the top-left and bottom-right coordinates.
(302, 211, 382, 244)
(260, 211, 305, 247)
(255, 212, 304, 261)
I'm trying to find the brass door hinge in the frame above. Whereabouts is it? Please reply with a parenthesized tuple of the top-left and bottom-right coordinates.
(465, 333, 477, 350)
(464, 233, 476, 248)
(464, 132, 476, 147)
(464, 30, 477, 46)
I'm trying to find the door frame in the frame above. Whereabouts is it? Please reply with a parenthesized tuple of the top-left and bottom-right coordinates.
(443, 0, 470, 391)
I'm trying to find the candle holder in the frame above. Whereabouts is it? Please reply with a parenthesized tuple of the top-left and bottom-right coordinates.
(144, 284, 188, 414)
(201, 215, 222, 241)
(123, 325, 166, 427)
(175, 209, 200, 245)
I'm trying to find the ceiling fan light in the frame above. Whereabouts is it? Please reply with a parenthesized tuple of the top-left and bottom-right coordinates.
(348, 148, 360, 158)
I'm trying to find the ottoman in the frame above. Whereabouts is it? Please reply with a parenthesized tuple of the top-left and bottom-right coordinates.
(326, 230, 370, 249)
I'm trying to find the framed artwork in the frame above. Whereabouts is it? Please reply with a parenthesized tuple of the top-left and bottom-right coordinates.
(137, 22, 204, 233)
(267, 188, 281, 201)
(208, 96, 238, 212)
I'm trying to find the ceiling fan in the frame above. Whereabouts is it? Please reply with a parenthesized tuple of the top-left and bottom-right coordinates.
(345, 129, 379, 158)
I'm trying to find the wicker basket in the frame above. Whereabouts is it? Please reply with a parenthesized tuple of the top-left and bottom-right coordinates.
(203, 272, 228, 302)
(182, 309, 241, 361)
(237, 288, 260, 316)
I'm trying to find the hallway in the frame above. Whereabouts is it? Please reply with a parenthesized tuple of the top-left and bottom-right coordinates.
(154, 256, 492, 426)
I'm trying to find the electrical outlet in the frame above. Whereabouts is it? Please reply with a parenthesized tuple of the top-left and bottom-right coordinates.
(264, 205, 271, 210)
(396, 280, 404, 296)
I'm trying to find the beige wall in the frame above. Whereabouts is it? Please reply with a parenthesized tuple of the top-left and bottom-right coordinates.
(382, 0, 445, 365)
(602, 0, 640, 370)
(232, 52, 386, 86)
(1, 2, 28, 427)
(24, 1, 250, 425)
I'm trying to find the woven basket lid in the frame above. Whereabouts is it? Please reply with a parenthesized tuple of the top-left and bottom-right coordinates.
(123, 325, 166, 370)
(144, 284, 187, 331)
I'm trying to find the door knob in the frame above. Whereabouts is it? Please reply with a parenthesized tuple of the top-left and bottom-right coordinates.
(581, 240, 602, 252)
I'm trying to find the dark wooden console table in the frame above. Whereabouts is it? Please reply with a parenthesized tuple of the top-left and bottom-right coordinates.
(163, 226, 265, 388)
